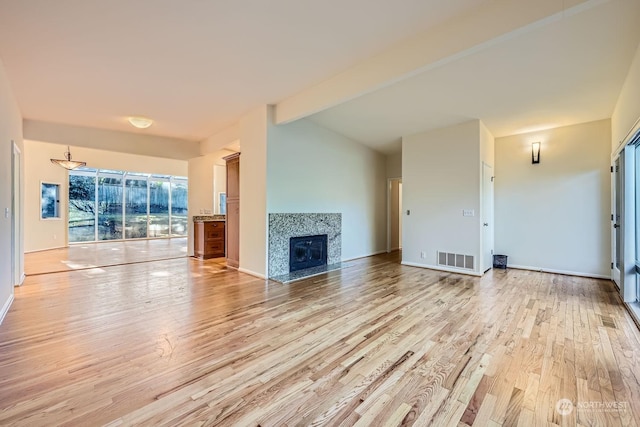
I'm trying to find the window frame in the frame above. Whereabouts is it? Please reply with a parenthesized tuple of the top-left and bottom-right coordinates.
(40, 181, 61, 220)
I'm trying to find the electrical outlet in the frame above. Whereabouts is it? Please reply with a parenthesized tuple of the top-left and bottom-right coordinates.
(53, 234, 57, 240)
(421, 251, 426, 259)
(4, 208, 8, 218)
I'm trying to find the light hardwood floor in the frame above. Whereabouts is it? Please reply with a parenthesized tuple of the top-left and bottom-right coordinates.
(24, 238, 190, 275)
(1, 251, 640, 426)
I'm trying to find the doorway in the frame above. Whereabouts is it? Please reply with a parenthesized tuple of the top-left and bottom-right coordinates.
(482, 163, 494, 272)
(387, 178, 402, 252)
(12, 142, 23, 286)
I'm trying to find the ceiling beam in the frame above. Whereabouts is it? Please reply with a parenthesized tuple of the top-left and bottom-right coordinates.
(24, 120, 200, 160)
(200, 123, 240, 155)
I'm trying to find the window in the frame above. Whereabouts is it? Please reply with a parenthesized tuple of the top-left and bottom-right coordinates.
(69, 174, 96, 242)
(219, 192, 226, 215)
(171, 179, 188, 236)
(98, 174, 124, 241)
(149, 179, 170, 238)
(68, 169, 188, 242)
(125, 177, 148, 239)
(41, 182, 60, 219)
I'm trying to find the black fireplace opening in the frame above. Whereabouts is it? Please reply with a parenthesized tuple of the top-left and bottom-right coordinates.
(289, 234, 328, 272)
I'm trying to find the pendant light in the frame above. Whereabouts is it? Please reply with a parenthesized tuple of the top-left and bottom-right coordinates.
(50, 146, 86, 170)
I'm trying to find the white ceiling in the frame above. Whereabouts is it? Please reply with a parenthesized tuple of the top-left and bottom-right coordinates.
(0, 0, 489, 142)
(309, 0, 640, 153)
(1, 1, 639, 155)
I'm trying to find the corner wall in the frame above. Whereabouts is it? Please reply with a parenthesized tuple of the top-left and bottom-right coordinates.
(238, 106, 270, 277)
(0, 59, 23, 323)
(402, 120, 484, 275)
(495, 119, 611, 277)
(267, 119, 387, 261)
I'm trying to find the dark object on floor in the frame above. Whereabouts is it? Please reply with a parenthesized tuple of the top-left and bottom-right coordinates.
(493, 254, 508, 269)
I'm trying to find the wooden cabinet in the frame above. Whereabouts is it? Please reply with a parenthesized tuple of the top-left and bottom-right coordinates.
(194, 221, 225, 259)
(224, 153, 240, 268)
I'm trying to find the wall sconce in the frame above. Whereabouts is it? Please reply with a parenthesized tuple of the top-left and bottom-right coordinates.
(531, 142, 540, 164)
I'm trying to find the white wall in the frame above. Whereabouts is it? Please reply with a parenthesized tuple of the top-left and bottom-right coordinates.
(0, 59, 23, 323)
(24, 141, 68, 251)
(268, 118, 387, 261)
(402, 120, 484, 274)
(386, 152, 402, 179)
(612, 42, 640, 151)
(495, 119, 611, 277)
(238, 106, 270, 277)
(187, 150, 233, 256)
(213, 164, 227, 214)
(24, 120, 200, 160)
(24, 140, 188, 252)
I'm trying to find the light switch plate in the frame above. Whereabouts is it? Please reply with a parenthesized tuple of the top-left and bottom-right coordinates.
(463, 209, 474, 217)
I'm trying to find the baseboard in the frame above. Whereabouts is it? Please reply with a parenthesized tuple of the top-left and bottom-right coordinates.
(238, 267, 266, 280)
(0, 293, 15, 325)
(343, 250, 388, 262)
(24, 245, 68, 254)
(508, 264, 610, 280)
(401, 261, 482, 277)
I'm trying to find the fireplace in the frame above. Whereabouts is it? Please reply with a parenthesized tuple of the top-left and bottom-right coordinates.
(289, 234, 328, 272)
(268, 213, 341, 279)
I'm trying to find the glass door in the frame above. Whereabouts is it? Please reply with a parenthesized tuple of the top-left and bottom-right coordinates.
(149, 178, 170, 238)
(97, 173, 124, 240)
(613, 156, 622, 286)
(69, 172, 97, 242)
(170, 178, 188, 236)
(125, 175, 149, 238)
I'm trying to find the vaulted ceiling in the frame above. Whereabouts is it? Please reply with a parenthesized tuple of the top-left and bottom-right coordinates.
(1, 0, 639, 154)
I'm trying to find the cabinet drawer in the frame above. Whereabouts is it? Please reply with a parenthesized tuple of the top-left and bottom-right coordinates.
(206, 228, 224, 240)
(206, 240, 224, 254)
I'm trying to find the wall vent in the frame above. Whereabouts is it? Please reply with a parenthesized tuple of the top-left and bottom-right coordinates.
(437, 251, 474, 270)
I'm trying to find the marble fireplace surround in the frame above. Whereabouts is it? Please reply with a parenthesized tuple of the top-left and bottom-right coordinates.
(268, 213, 341, 279)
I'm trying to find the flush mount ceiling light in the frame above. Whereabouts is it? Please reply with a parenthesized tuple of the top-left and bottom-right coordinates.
(50, 146, 86, 170)
(128, 116, 153, 129)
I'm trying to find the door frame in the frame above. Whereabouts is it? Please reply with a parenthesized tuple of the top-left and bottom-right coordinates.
(12, 141, 24, 286)
(612, 135, 639, 303)
(612, 155, 622, 287)
(481, 162, 494, 273)
(386, 177, 402, 253)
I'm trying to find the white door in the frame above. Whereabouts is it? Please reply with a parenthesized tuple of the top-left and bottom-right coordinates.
(612, 155, 622, 287)
(482, 163, 494, 272)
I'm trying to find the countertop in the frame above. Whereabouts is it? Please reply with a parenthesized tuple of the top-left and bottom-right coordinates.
(193, 215, 226, 222)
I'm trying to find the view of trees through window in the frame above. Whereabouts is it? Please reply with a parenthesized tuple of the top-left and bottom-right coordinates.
(69, 168, 188, 243)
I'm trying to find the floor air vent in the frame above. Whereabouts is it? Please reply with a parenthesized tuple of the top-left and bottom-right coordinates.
(437, 251, 474, 270)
